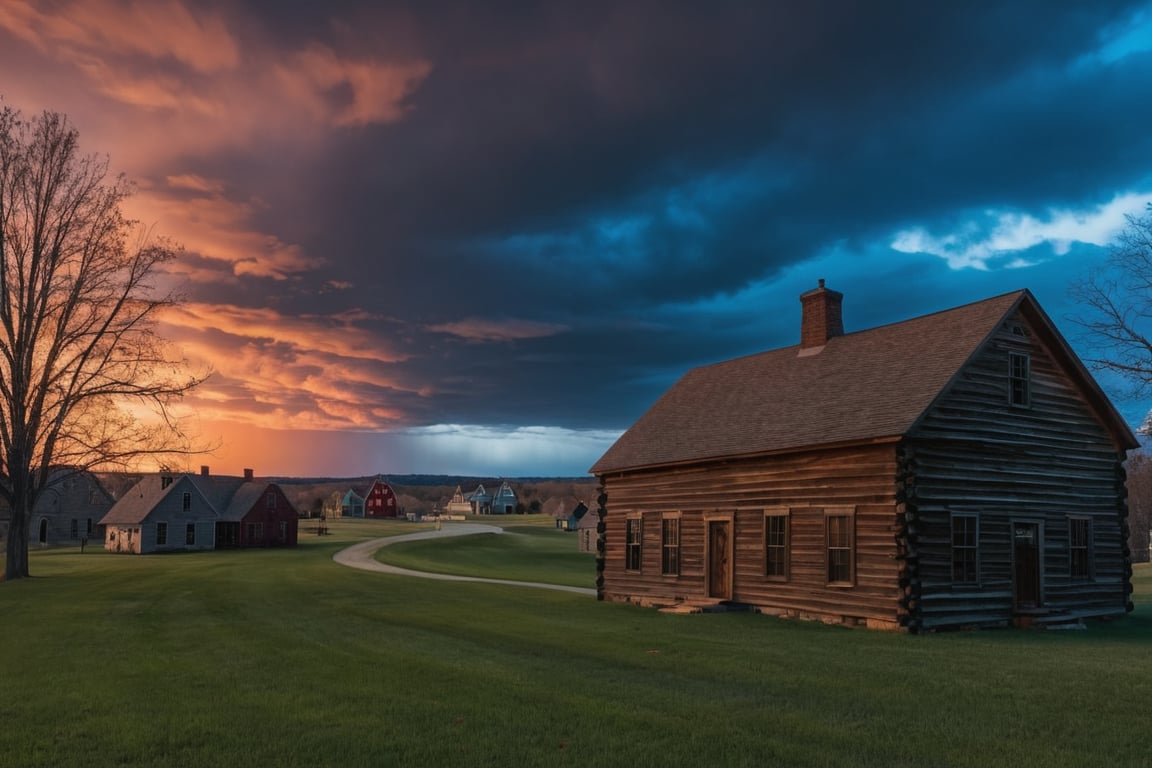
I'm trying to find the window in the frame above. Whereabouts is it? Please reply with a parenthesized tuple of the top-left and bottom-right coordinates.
(156, 522, 168, 546)
(661, 516, 681, 576)
(70, 519, 78, 539)
(826, 511, 854, 585)
(279, 521, 288, 543)
(182, 492, 191, 512)
(1069, 517, 1092, 580)
(266, 491, 277, 509)
(765, 511, 789, 580)
(1009, 352, 1030, 407)
(625, 516, 643, 571)
(951, 515, 978, 584)
(86, 518, 92, 535)
(186, 523, 196, 545)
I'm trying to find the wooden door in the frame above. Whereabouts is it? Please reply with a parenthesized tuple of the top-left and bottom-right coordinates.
(1013, 522, 1041, 609)
(707, 520, 733, 600)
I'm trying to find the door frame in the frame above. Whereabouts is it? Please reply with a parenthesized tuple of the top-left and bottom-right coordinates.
(1011, 519, 1043, 610)
(704, 513, 734, 600)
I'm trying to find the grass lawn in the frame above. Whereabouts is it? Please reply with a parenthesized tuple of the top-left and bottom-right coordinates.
(0, 519, 1149, 767)
(375, 522, 596, 588)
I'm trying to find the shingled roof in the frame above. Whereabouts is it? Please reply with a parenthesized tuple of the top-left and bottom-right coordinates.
(590, 288, 1135, 475)
(100, 472, 260, 525)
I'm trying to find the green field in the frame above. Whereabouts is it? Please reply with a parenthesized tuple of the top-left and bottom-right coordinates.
(1, 518, 1149, 767)
(375, 521, 596, 587)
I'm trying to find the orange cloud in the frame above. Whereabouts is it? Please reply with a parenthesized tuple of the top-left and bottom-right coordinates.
(0, 0, 240, 74)
(160, 303, 419, 432)
(128, 176, 320, 281)
(0, 0, 431, 168)
(286, 43, 431, 126)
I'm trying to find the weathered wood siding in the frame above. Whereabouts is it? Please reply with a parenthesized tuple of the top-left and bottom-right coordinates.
(907, 310, 1131, 630)
(598, 443, 902, 627)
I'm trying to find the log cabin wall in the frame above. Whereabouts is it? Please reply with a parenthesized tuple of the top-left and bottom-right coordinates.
(907, 310, 1131, 630)
(598, 442, 903, 627)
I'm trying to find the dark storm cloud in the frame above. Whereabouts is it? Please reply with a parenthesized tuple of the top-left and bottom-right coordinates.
(219, 0, 1149, 434)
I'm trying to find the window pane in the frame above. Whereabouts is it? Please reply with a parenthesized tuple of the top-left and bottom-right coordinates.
(626, 518, 643, 571)
(1009, 352, 1030, 406)
(826, 514, 852, 584)
(766, 515, 788, 579)
(1069, 518, 1091, 580)
(951, 515, 978, 584)
(661, 518, 680, 576)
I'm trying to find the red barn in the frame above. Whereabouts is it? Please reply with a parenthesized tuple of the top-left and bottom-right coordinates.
(363, 476, 400, 519)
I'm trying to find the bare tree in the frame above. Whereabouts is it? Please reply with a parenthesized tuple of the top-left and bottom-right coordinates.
(0, 107, 202, 581)
(1126, 453, 1152, 563)
(1070, 206, 1152, 414)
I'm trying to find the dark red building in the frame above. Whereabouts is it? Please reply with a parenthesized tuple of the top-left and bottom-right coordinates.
(363, 476, 400, 519)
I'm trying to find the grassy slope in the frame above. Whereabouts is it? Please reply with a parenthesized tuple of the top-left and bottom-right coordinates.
(0, 519, 1149, 768)
(375, 522, 596, 587)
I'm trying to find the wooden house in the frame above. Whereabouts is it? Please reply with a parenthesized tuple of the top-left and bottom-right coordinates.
(213, 471, 300, 548)
(589, 283, 1138, 631)
(576, 506, 598, 553)
(101, 467, 298, 553)
(548, 497, 587, 530)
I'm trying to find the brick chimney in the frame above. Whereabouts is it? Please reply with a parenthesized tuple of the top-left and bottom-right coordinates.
(799, 279, 844, 351)
(244, 468, 254, 481)
(200, 465, 210, 477)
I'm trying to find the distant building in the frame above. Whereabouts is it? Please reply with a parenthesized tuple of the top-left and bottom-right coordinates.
(340, 489, 365, 518)
(363, 476, 401, 518)
(0, 469, 114, 546)
(101, 467, 298, 554)
(464, 481, 517, 514)
(444, 486, 472, 515)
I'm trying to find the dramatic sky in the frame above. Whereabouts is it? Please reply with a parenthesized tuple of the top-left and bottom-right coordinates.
(3, 1, 1152, 477)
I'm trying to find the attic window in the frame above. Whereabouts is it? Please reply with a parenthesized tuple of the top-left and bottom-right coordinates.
(182, 492, 191, 512)
(1009, 352, 1030, 407)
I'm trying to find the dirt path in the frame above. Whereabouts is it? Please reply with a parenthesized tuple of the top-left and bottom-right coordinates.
(331, 522, 597, 596)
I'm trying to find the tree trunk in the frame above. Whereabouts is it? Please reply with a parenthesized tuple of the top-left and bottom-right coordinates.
(5, 497, 30, 580)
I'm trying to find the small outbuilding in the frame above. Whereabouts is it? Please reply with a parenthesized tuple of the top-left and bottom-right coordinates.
(590, 283, 1138, 631)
